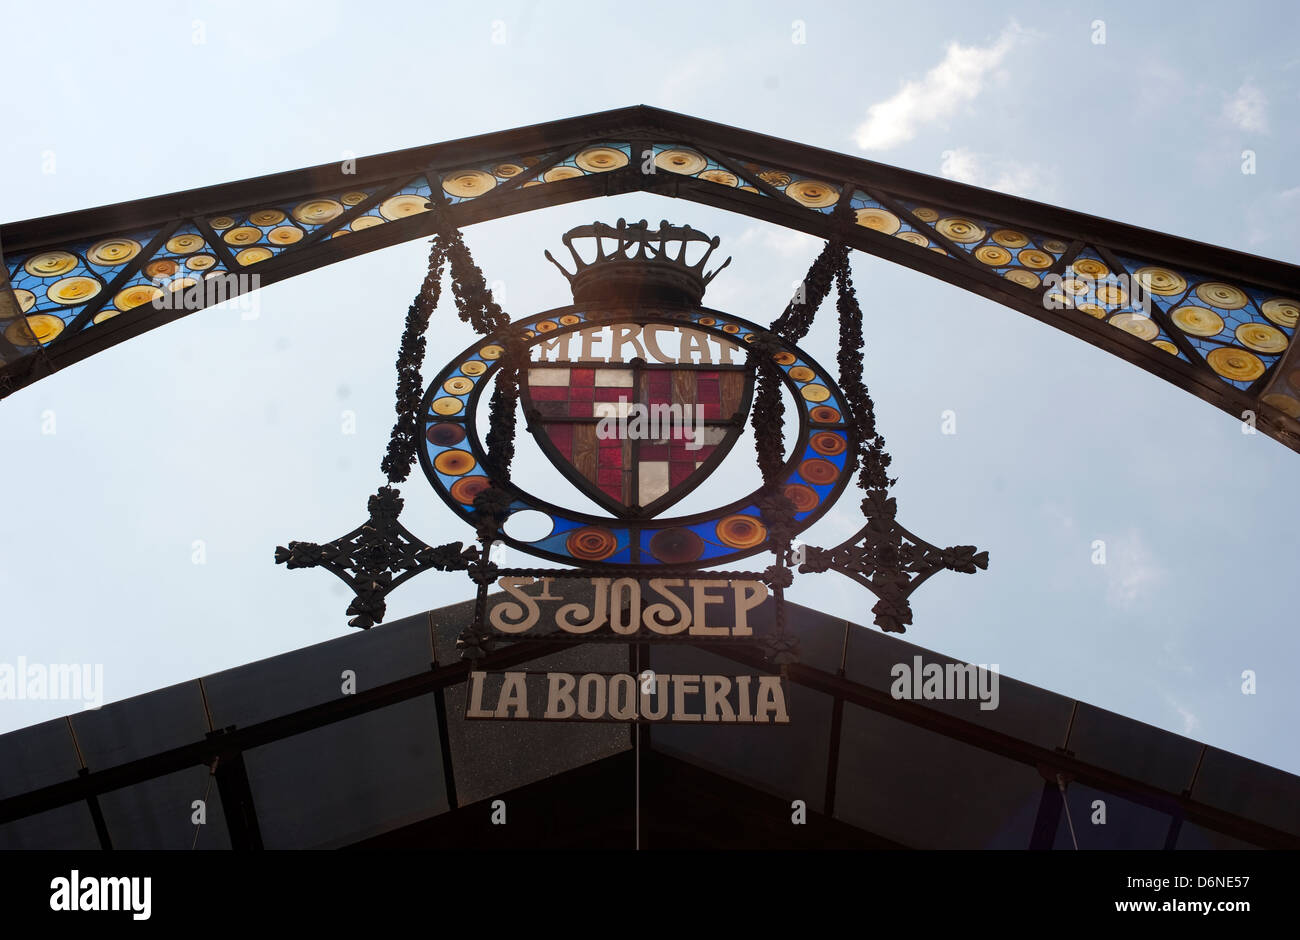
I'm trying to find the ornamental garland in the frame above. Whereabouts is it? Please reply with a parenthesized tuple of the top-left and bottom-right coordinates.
(750, 238, 844, 484)
(750, 238, 899, 543)
(380, 230, 446, 483)
(382, 202, 518, 493)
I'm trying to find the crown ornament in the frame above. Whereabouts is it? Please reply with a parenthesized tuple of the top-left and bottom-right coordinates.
(544, 218, 731, 306)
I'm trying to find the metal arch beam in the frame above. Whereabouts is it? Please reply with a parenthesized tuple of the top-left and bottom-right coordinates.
(2, 105, 1298, 451)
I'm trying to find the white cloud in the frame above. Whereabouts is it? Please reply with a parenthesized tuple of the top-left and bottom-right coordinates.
(1165, 693, 1200, 735)
(1225, 82, 1268, 133)
(736, 224, 820, 258)
(939, 146, 1050, 198)
(1104, 529, 1165, 610)
(854, 24, 1025, 151)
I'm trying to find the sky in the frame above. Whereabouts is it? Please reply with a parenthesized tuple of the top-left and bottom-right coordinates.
(1, 1, 1298, 778)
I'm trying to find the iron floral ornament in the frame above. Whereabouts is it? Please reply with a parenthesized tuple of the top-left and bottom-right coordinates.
(277, 219, 987, 655)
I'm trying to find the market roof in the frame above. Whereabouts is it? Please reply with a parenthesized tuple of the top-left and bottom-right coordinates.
(2, 582, 1295, 849)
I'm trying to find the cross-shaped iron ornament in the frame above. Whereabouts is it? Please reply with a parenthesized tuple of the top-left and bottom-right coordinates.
(797, 491, 988, 633)
(274, 486, 474, 628)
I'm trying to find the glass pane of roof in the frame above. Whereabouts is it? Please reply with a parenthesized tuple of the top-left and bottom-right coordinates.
(648, 643, 834, 812)
(98, 765, 232, 850)
(835, 703, 1043, 848)
(243, 693, 448, 849)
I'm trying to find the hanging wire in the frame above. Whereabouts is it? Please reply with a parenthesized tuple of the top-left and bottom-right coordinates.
(1057, 773, 1080, 850)
(190, 758, 218, 850)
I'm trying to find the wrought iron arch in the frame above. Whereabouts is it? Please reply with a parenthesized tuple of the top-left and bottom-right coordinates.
(3, 105, 1298, 451)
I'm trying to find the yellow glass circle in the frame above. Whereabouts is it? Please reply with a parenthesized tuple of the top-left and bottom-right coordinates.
(936, 218, 986, 243)
(1153, 340, 1179, 355)
(654, 149, 707, 175)
(1017, 248, 1054, 270)
(479, 344, 504, 360)
(1206, 347, 1264, 381)
(292, 199, 344, 226)
(1076, 303, 1107, 319)
(1004, 269, 1040, 289)
(115, 284, 163, 310)
(443, 376, 474, 395)
(379, 194, 430, 220)
(535, 320, 558, 332)
(341, 191, 368, 206)
(432, 397, 464, 416)
(460, 360, 487, 376)
(1170, 306, 1224, 337)
(47, 276, 101, 305)
(758, 169, 792, 187)
(92, 309, 120, 324)
(209, 216, 235, 230)
(186, 254, 217, 271)
(5, 313, 63, 346)
(12, 288, 36, 312)
(800, 383, 831, 402)
(351, 216, 383, 231)
(1134, 266, 1187, 297)
(1097, 283, 1127, 305)
(786, 180, 839, 208)
(1062, 278, 1089, 295)
(558, 314, 581, 325)
(87, 238, 141, 266)
(773, 351, 797, 365)
(1235, 322, 1288, 354)
(788, 366, 816, 382)
(439, 169, 493, 198)
(1072, 257, 1109, 278)
(224, 226, 262, 245)
(974, 245, 1012, 266)
(1260, 297, 1299, 328)
(897, 231, 929, 247)
(1110, 313, 1158, 340)
(991, 229, 1029, 249)
(541, 165, 583, 183)
(165, 233, 204, 254)
(1261, 393, 1300, 418)
(855, 207, 900, 234)
(575, 147, 629, 173)
(249, 209, 285, 226)
(235, 247, 272, 265)
(492, 164, 523, 178)
(1195, 282, 1248, 310)
(268, 226, 303, 245)
(912, 207, 940, 222)
(24, 251, 78, 278)
(698, 169, 738, 187)
(1042, 239, 1069, 254)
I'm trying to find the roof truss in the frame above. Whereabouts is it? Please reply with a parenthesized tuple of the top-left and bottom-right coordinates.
(2, 105, 1298, 451)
